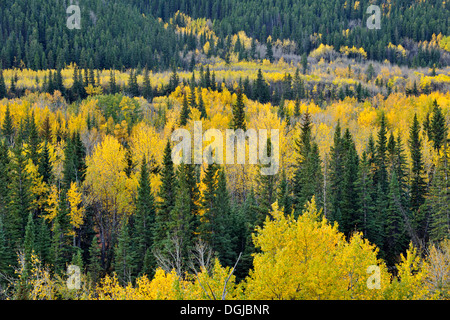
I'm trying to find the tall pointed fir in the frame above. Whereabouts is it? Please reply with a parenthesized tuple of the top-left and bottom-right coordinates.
(232, 88, 246, 131)
(179, 93, 190, 126)
(114, 217, 136, 285)
(409, 114, 427, 238)
(133, 156, 156, 277)
(155, 140, 176, 251)
(430, 99, 448, 151)
(293, 111, 323, 215)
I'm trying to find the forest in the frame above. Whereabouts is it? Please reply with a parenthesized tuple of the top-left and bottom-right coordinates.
(0, 0, 449, 300)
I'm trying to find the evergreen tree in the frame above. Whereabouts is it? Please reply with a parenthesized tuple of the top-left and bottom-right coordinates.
(114, 217, 136, 285)
(127, 70, 139, 97)
(2, 104, 14, 145)
(232, 88, 246, 131)
(0, 69, 6, 99)
(179, 93, 190, 126)
(142, 68, 153, 100)
(109, 70, 118, 94)
(0, 215, 13, 277)
(256, 138, 278, 216)
(134, 156, 156, 277)
(87, 235, 103, 284)
(293, 111, 323, 214)
(6, 143, 33, 248)
(384, 170, 408, 265)
(277, 169, 293, 215)
(430, 100, 448, 151)
(254, 69, 270, 103)
(155, 140, 176, 250)
(266, 38, 274, 62)
(197, 90, 207, 119)
(35, 217, 51, 265)
(409, 114, 427, 218)
(23, 213, 35, 276)
(356, 151, 376, 242)
(428, 154, 450, 243)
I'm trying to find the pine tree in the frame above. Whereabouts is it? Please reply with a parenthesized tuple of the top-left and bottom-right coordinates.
(356, 151, 376, 242)
(179, 93, 190, 126)
(254, 69, 270, 103)
(6, 143, 33, 248)
(0, 215, 13, 277)
(409, 114, 427, 215)
(26, 111, 40, 166)
(0, 69, 6, 99)
(266, 38, 274, 62)
(134, 156, 156, 277)
(277, 169, 293, 215)
(35, 218, 51, 265)
(39, 141, 52, 184)
(23, 213, 35, 276)
(127, 70, 139, 97)
(257, 138, 278, 216)
(385, 170, 408, 265)
(197, 90, 207, 119)
(155, 140, 176, 250)
(114, 217, 136, 285)
(87, 235, 103, 284)
(293, 111, 323, 214)
(142, 68, 153, 100)
(430, 100, 448, 151)
(232, 88, 246, 131)
(428, 154, 450, 242)
(109, 70, 117, 94)
(2, 104, 14, 144)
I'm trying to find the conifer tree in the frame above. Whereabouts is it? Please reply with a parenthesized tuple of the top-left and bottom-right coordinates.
(155, 140, 176, 250)
(23, 213, 35, 276)
(88, 235, 103, 284)
(2, 104, 14, 145)
(409, 114, 427, 217)
(232, 88, 246, 131)
(197, 90, 207, 119)
(428, 154, 450, 242)
(293, 111, 323, 214)
(179, 93, 190, 126)
(142, 68, 153, 100)
(114, 218, 135, 285)
(134, 157, 156, 277)
(0, 69, 6, 99)
(430, 100, 448, 151)
(35, 218, 51, 265)
(385, 170, 408, 264)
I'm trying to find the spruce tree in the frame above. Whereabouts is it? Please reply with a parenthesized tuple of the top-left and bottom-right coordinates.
(197, 91, 207, 119)
(409, 114, 427, 217)
(35, 218, 51, 265)
(0, 69, 6, 99)
(293, 111, 323, 214)
(155, 140, 176, 250)
(385, 170, 408, 265)
(134, 156, 156, 277)
(87, 235, 103, 284)
(428, 154, 450, 242)
(2, 104, 14, 145)
(142, 68, 153, 101)
(114, 218, 135, 285)
(430, 100, 448, 151)
(232, 88, 246, 131)
(179, 93, 190, 126)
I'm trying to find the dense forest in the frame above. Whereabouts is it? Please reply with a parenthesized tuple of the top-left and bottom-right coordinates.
(0, 0, 449, 300)
(1, 0, 450, 71)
